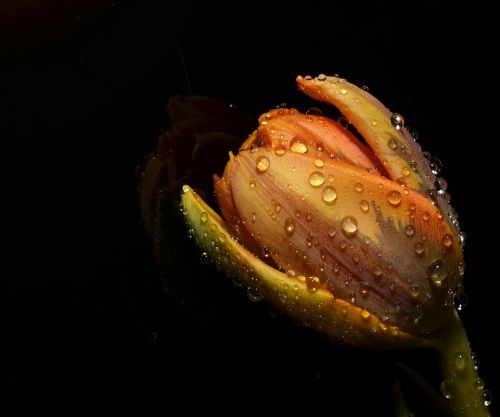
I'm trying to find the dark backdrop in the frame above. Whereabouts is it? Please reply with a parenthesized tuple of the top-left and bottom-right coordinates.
(3, 1, 497, 415)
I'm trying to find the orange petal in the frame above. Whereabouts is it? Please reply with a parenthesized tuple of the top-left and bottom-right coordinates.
(226, 147, 463, 335)
(296, 74, 462, 241)
(182, 185, 423, 349)
(249, 108, 384, 173)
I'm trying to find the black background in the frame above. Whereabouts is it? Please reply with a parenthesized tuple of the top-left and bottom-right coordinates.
(3, 1, 497, 415)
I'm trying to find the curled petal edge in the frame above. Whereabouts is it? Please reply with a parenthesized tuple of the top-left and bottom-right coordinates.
(181, 185, 426, 350)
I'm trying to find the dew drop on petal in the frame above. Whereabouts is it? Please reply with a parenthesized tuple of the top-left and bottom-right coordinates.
(314, 158, 325, 168)
(388, 138, 398, 150)
(387, 190, 402, 207)
(414, 242, 425, 256)
(290, 138, 308, 154)
(359, 200, 369, 212)
(422, 211, 430, 221)
(390, 113, 405, 130)
(274, 144, 286, 156)
(454, 352, 467, 373)
(339, 88, 347, 95)
(454, 291, 468, 311)
(317, 73, 327, 81)
(256, 155, 270, 173)
(322, 186, 337, 204)
(428, 259, 447, 287)
(200, 212, 208, 224)
(355, 182, 363, 193)
(262, 246, 271, 258)
(405, 225, 415, 237)
(306, 276, 322, 292)
(249, 177, 256, 188)
(309, 171, 325, 187)
(440, 381, 452, 400)
(361, 310, 371, 320)
(341, 216, 358, 237)
(285, 217, 295, 236)
(410, 284, 420, 299)
(442, 234, 453, 250)
(483, 390, 493, 407)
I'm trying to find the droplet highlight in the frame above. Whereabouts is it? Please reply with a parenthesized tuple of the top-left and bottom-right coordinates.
(341, 216, 358, 237)
(256, 155, 270, 173)
(322, 186, 337, 204)
(309, 171, 325, 187)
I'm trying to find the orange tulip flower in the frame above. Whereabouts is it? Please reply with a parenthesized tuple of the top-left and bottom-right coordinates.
(146, 75, 490, 416)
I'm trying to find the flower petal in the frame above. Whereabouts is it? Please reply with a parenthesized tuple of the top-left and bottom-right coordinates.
(296, 75, 462, 241)
(242, 108, 384, 173)
(296, 76, 433, 191)
(182, 185, 422, 349)
(225, 147, 463, 334)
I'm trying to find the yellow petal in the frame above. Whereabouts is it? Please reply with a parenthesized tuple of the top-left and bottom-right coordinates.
(225, 148, 463, 334)
(182, 185, 423, 349)
(296, 74, 462, 242)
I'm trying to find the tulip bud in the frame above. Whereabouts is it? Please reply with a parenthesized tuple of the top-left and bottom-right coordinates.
(157, 75, 488, 416)
(184, 75, 464, 340)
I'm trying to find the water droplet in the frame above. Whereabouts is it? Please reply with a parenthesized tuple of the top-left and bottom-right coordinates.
(309, 171, 325, 187)
(306, 276, 321, 292)
(339, 240, 347, 251)
(251, 212, 257, 223)
(359, 200, 370, 212)
(483, 390, 492, 407)
(408, 284, 420, 299)
(256, 155, 270, 173)
(274, 202, 282, 213)
(262, 246, 271, 258)
(436, 177, 448, 192)
(247, 288, 264, 302)
(218, 232, 226, 243)
(454, 291, 468, 311)
(442, 234, 453, 250)
(361, 85, 370, 92)
(428, 259, 447, 287)
(373, 266, 383, 278)
(317, 73, 327, 81)
(388, 138, 398, 150)
(306, 235, 313, 248)
(422, 211, 430, 221)
(291, 138, 308, 153)
(476, 378, 485, 390)
(249, 177, 256, 188)
(361, 310, 371, 320)
(314, 158, 325, 168)
(429, 157, 443, 175)
(402, 166, 411, 177)
(414, 242, 425, 256)
(405, 225, 415, 237)
(200, 252, 211, 265)
(339, 88, 347, 95)
(306, 107, 323, 116)
(200, 212, 208, 224)
(328, 227, 336, 238)
(387, 190, 402, 207)
(274, 144, 286, 156)
(454, 352, 467, 373)
(370, 120, 377, 126)
(322, 186, 337, 204)
(352, 253, 360, 264)
(284, 217, 295, 236)
(341, 216, 358, 237)
(354, 182, 363, 193)
(390, 113, 405, 130)
(440, 381, 452, 400)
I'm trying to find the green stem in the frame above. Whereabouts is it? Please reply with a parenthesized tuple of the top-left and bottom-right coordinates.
(432, 309, 490, 417)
